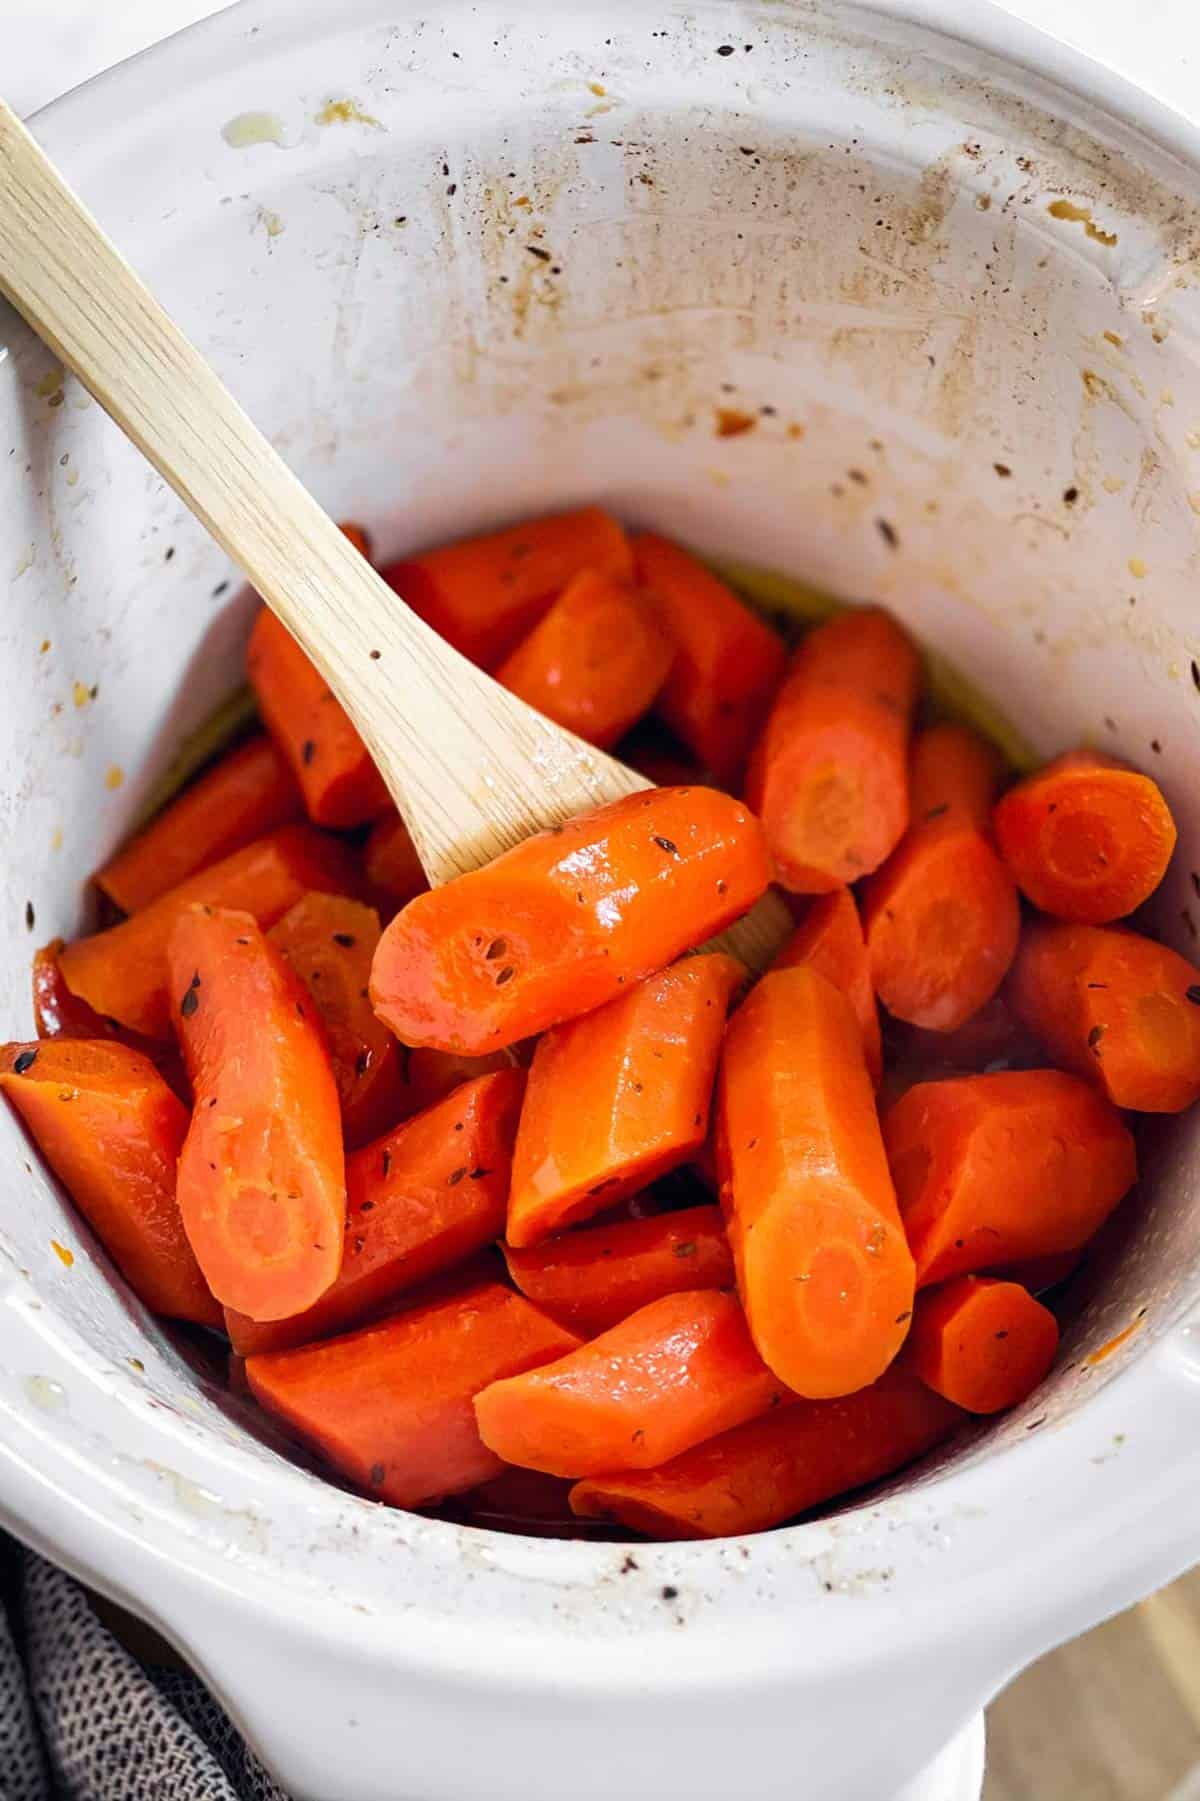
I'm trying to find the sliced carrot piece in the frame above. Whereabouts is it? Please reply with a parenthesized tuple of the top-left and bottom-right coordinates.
(718, 965, 914, 1398)
(773, 888, 882, 1083)
(383, 508, 633, 669)
(0, 1040, 218, 1327)
(911, 1276, 1059, 1414)
(364, 810, 428, 912)
(246, 1281, 580, 1507)
(746, 606, 920, 893)
(506, 953, 744, 1248)
(168, 906, 345, 1321)
(993, 749, 1176, 924)
(883, 1068, 1137, 1286)
(1009, 920, 1200, 1113)
(371, 787, 768, 1054)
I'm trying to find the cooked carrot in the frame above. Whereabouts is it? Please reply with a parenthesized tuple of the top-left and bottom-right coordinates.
(503, 1204, 734, 1335)
(1009, 920, 1200, 1112)
(246, 1281, 580, 1507)
(773, 888, 882, 1083)
(746, 606, 920, 892)
(0, 1040, 218, 1327)
(371, 787, 768, 1053)
(383, 507, 633, 669)
(718, 965, 914, 1398)
(168, 907, 345, 1321)
(475, 1290, 786, 1478)
(58, 826, 358, 1039)
(569, 1352, 963, 1538)
(862, 725, 1019, 1031)
(225, 1069, 523, 1354)
(93, 735, 303, 914)
(363, 810, 428, 911)
(506, 953, 744, 1247)
(910, 1276, 1059, 1414)
(632, 533, 787, 782)
(883, 1068, 1137, 1286)
(993, 749, 1176, 923)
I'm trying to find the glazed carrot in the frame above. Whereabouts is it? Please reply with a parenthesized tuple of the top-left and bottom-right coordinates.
(569, 1352, 963, 1539)
(363, 810, 428, 911)
(225, 1070, 524, 1354)
(246, 1281, 580, 1507)
(862, 725, 1019, 1031)
(0, 1040, 218, 1327)
(506, 953, 744, 1247)
(718, 966, 914, 1398)
(883, 1068, 1137, 1286)
(774, 888, 882, 1083)
(371, 787, 768, 1053)
(168, 907, 345, 1320)
(1009, 920, 1200, 1112)
(93, 735, 303, 914)
(503, 1204, 734, 1335)
(474, 1290, 786, 1478)
(993, 749, 1176, 923)
(746, 606, 920, 892)
(632, 533, 787, 781)
(383, 507, 634, 669)
(910, 1276, 1059, 1414)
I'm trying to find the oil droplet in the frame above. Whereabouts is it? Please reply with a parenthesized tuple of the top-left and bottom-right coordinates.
(13, 546, 34, 579)
(1103, 330, 1124, 348)
(146, 1462, 224, 1518)
(221, 110, 288, 150)
(50, 826, 63, 853)
(588, 81, 607, 96)
(35, 365, 64, 399)
(715, 407, 756, 438)
(313, 98, 382, 129)
(50, 1241, 74, 1268)
(105, 765, 125, 791)
(39, 639, 50, 654)
(1046, 198, 1118, 247)
(1128, 557, 1147, 579)
(1087, 1316, 1144, 1364)
(257, 207, 285, 238)
(72, 681, 90, 709)
(1102, 474, 1125, 494)
(128, 1357, 145, 1374)
(25, 1375, 66, 1414)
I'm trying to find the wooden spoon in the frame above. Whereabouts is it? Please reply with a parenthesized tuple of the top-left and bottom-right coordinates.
(0, 102, 789, 967)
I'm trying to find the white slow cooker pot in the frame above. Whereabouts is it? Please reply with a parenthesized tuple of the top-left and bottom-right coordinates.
(3, 2, 1200, 1796)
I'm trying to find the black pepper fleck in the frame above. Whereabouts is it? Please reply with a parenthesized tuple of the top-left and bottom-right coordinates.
(448, 1167, 467, 1186)
(876, 518, 899, 548)
(653, 835, 679, 856)
(716, 43, 734, 55)
(527, 244, 551, 261)
(495, 965, 516, 986)
(1186, 986, 1200, 1005)
(24, 901, 34, 931)
(12, 1049, 38, 1074)
(368, 1463, 386, 1487)
(381, 1150, 392, 1176)
(301, 739, 316, 765)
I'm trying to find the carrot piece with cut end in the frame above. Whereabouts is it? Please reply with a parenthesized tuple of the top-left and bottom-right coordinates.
(58, 826, 359, 1039)
(0, 1039, 219, 1327)
(93, 735, 303, 914)
(168, 906, 345, 1321)
(246, 1281, 580, 1507)
(503, 1203, 734, 1335)
(1009, 920, 1200, 1113)
(773, 887, 882, 1083)
(746, 605, 921, 893)
(883, 1068, 1137, 1287)
(474, 1290, 786, 1478)
(911, 1276, 1059, 1414)
(506, 953, 744, 1248)
(32, 937, 187, 1093)
(363, 810, 428, 911)
(993, 749, 1177, 924)
(371, 787, 768, 1054)
(382, 507, 633, 669)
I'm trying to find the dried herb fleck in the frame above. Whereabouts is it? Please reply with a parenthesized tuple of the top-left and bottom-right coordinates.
(368, 1462, 386, 1487)
(1087, 1025, 1105, 1054)
(301, 739, 316, 765)
(332, 931, 355, 948)
(653, 835, 679, 856)
(495, 965, 516, 986)
(447, 1167, 467, 1186)
(1186, 986, 1200, 1006)
(12, 1049, 38, 1074)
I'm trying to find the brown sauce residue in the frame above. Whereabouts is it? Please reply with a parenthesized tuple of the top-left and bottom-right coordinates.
(1047, 199, 1118, 248)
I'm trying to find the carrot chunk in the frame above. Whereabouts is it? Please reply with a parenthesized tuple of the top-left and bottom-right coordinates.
(883, 1068, 1137, 1286)
(910, 1275, 1059, 1414)
(168, 907, 345, 1321)
(1009, 920, 1200, 1113)
(0, 1040, 218, 1326)
(631, 533, 787, 781)
(474, 1290, 786, 1477)
(246, 1281, 580, 1507)
(746, 606, 920, 893)
(506, 953, 744, 1248)
(363, 810, 428, 911)
(773, 888, 882, 1083)
(371, 788, 768, 1054)
(993, 750, 1176, 923)
(383, 507, 633, 669)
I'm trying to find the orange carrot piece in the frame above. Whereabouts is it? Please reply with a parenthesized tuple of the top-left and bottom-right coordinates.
(718, 966, 914, 1398)
(371, 787, 768, 1054)
(383, 508, 633, 669)
(746, 606, 920, 893)
(246, 1281, 580, 1507)
(910, 1276, 1059, 1414)
(0, 1040, 218, 1327)
(93, 735, 303, 914)
(631, 533, 787, 782)
(364, 810, 428, 912)
(503, 1203, 734, 1335)
(475, 1290, 786, 1478)
(993, 749, 1177, 924)
(774, 888, 882, 1083)
(506, 953, 744, 1248)
(1009, 920, 1200, 1112)
(569, 1352, 963, 1539)
(168, 906, 345, 1320)
(883, 1068, 1137, 1287)
(225, 1070, 523, 1354)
